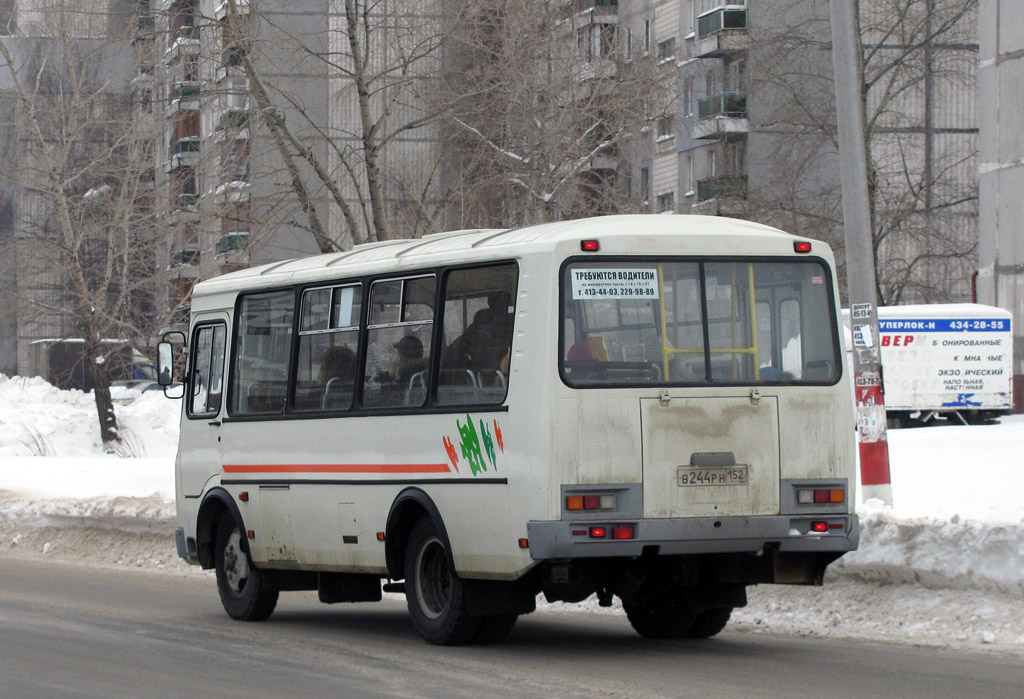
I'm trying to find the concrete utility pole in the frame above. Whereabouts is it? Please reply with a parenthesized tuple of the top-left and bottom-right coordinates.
(829, 0, 893, 506)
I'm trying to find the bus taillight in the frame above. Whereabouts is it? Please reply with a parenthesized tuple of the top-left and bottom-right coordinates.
(566, 493, 617, 511)
(612, 525, 634, 540)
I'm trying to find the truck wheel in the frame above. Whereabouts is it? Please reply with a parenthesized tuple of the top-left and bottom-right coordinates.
(214, 516, 278, 621)
(405, 516, 479, 645)
(685, 607, 732, 638)
(624, 598, 696, 639)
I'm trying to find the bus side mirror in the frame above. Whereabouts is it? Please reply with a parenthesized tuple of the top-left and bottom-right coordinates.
(157, 342, 174, 386)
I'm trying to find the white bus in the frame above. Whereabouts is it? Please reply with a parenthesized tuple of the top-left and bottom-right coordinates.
(159, 214, 858, 645)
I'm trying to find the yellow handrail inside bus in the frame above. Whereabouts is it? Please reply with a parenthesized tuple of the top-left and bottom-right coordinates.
(656, 262, 761, 381)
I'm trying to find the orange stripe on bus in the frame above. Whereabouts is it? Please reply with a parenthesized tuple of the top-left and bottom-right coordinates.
(223, 463, 451, 474)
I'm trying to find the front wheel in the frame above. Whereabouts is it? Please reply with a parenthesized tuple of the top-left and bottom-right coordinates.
(214, 516, 278, 621)
(404, 517, 479, 645)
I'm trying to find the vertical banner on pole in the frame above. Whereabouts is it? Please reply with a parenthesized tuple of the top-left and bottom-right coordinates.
(851, 303, 893, 504)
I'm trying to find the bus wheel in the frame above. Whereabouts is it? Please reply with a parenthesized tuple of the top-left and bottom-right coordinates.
(685, 607, 732, 639)
(624, 598, 696, 639)
(405, 517, 479, 645)
(472, 614, 518, 644)
(214, 516, 278, 621)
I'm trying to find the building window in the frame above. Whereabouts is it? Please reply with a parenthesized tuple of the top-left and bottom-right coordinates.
(640, 167, 650, 203)
(658, 37, 676, 61)
(644, 19, 651, 53)
(657, 192, 675, 213)
(657, 115, 675, 139)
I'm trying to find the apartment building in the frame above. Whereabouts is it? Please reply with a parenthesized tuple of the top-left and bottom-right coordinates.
(614, 0, 978, 304)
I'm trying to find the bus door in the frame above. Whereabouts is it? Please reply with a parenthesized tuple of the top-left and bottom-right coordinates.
(642, 261, 782, 518)
(180, 314, 229, 498)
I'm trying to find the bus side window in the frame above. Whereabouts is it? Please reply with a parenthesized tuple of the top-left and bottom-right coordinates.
(187, 323, 226, 418)
(438, 263, 517, 405)
(363, 276, 435, 408)
(294, 284, 361, 412)
(231, 290, 293, 415)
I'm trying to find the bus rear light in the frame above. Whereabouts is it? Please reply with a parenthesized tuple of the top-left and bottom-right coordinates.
(581, 239, 600, 252)
(612, 525, 634, 540)
(811, 521, 828, 533)
(798, 488, 845, 504)
(589, 526, 607, 538)
(566, 494, 617, 511)
(794, 241, 812, 253)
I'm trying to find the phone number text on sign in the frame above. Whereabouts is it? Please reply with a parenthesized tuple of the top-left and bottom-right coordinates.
(571, 269, 661, 300)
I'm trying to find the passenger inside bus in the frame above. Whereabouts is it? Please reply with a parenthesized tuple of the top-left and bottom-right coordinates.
(441, 291, 513, 385)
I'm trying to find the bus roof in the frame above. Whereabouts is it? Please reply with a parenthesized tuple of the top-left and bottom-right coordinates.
(191, 215, 812, 301)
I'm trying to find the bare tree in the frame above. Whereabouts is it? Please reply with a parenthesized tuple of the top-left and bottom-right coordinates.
(0, 4, 161, 444)
(438, 1, 672, 229)
(206, 0, 455, 252)
(745, 0, 977, 304)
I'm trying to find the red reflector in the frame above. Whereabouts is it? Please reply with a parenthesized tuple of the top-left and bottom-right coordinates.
(581, 239, 600, 252)
(794, 241, 812, 253)
(811, 521, 828, 533)
(612, 525, 634, 540)
(238, 491, 249, 502)
(571, 529, 588, 536)
(589, 526, 607, 538)
(583, 495, 601, 510)
(518, 538, 529, 549)
(814, 489, 829, 504)
(829, 523, 844, 530)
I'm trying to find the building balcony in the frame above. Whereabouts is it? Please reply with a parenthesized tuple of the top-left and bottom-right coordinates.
(691, 176, 747, 216)
(698, 6, 746, 37)
(215, 0, 250, 21)
(212, 179, 250, 204)
(216, 232, 250, 267)
(692, 92, 748, 139)
(164, 34, 199, 64)
(172, 247, 200, 267)
(691, 27, 747, 58)
(217, 108, 250, 131)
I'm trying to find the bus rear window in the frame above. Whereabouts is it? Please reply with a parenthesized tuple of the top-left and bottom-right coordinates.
(561, 259, 839, 386)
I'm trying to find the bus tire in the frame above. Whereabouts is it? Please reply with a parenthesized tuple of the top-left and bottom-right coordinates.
(214, 516, 278, 621)
(685, 607, 732, 639)
(472, 614, 518, 644)
(405, 516, 479, 645)
(624, 598, 696, 639)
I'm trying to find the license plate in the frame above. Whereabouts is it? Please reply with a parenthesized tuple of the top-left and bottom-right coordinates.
(677, 466, 748, 486)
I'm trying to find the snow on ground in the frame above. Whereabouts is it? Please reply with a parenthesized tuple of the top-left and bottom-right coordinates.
(1, 373, 1022, 654)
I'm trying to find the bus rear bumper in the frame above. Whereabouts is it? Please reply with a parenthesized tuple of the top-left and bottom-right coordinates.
(526, 514, 859, 560)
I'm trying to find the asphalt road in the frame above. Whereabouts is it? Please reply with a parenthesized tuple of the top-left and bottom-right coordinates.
(1, 558, 1021, 699)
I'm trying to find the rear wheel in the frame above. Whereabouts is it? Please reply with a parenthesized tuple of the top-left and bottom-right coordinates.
(405, 517, 479, 645)
(624, 598, 696, 639)
(685, 607, 732, 639)
(214, 516, 278, 621)
(472, 614, 518, 644)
